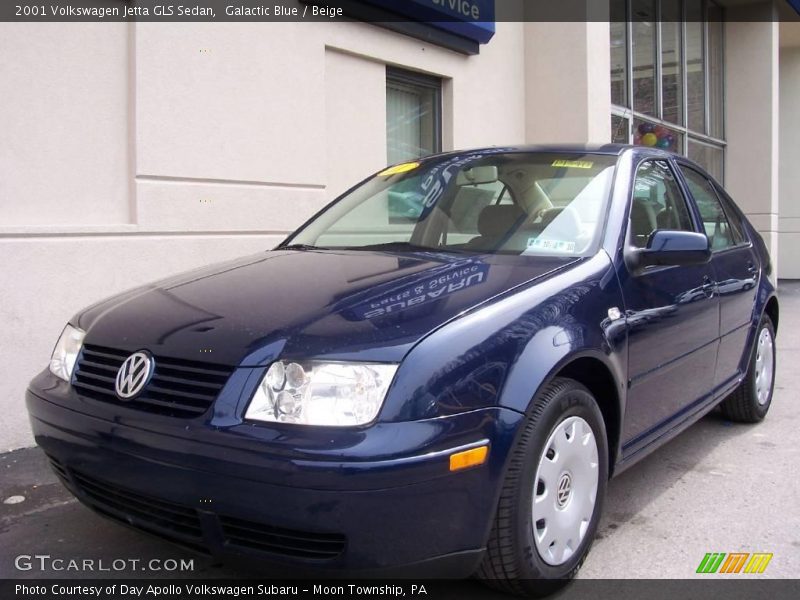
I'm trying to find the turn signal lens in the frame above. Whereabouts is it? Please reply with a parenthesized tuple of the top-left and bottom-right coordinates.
(449, 445, 489, 472)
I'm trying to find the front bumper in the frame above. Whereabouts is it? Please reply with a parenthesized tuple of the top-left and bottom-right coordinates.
(26, 370, 524, 576)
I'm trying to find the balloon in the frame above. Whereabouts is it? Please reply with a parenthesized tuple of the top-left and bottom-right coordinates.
(642, 133, 658, 147)
(654, 125, 670, 138)
(656, 137, 672, 149)
(633, 133, 643, 145)
(638, 122, 656, 135)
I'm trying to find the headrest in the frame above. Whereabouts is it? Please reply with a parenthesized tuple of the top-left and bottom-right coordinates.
(631, 198, 657, 229)
(539, 205, 582, 240)
(477, 205, 525, 238)
(539, 207, 564, 228)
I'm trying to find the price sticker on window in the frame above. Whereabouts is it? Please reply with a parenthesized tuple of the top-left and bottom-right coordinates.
(552, 159, 594, 169)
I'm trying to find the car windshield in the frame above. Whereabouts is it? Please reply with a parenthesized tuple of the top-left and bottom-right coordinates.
(285, 151, 618, 257)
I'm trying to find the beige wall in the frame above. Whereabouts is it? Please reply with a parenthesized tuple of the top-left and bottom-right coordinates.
(524, 21, 611, 144)
(725, 7, 781, 274)
(0, 21, 527, 451)
(779, 46, 800, 279)
(0, 24, 131, 226)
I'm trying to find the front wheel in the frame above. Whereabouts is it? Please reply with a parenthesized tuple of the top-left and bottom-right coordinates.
(477, 378, 608, 596)
(720, 314, 776, 423)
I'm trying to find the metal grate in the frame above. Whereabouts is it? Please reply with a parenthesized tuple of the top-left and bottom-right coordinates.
(220, 514, 346, 560)
(58, 463, 345, 561)
(72, 344, 232, 418)
(46, 454, 69, 481)
(71, 470, 205, 545)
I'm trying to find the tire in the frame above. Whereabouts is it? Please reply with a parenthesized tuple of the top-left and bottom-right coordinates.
(720, 314, 776, 423)
(477, 377, 609, 597)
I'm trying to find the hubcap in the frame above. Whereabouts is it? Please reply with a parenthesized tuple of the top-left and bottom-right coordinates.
(754, 327, 775, 406)
(556, 473, 572, 508)
(532, 416, 599, 566)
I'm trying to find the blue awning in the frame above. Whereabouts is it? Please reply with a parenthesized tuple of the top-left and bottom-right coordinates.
(358, 0, 496, 45)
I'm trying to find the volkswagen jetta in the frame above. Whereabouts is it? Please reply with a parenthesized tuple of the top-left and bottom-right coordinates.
(27, 145, 778, 594)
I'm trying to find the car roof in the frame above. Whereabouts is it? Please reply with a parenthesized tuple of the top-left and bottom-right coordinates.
(417, 144, 677, 161)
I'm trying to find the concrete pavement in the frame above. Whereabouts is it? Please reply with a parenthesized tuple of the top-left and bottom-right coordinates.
(579, 281, 800, 578)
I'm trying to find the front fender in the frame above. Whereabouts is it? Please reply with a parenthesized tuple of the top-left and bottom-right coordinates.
(379, 253, 627, 424)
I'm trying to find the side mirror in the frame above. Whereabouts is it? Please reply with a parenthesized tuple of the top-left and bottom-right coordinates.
(631, 230, 711, 270)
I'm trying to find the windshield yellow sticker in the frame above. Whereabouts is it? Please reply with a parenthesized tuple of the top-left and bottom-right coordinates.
(552, 159, 594, 169)
(378, 162, 420, 177)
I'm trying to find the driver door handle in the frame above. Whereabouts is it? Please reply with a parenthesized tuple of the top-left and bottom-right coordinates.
(702, 275, 716, 298)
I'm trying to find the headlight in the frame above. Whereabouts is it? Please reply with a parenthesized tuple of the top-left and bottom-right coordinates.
(245, 361, 398, 426)
(49, 324, 85, 382)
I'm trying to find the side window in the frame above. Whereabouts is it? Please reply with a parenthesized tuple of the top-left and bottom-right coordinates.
(630, 160, 694, 248)
(712, 183, 747, 244)
(680, 166, 736, 250)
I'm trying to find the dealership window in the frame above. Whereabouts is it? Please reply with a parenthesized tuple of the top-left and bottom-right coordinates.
(386, 67, 442, 165)
(610, 0, 725, 182)
(386, 68, 442, 222)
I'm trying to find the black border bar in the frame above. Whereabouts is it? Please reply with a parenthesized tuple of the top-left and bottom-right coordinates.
(2, 0, 800, 23)
(3, 579, 800, 600)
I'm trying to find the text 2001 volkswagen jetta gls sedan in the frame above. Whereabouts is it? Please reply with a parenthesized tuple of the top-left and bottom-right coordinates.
(27, 145, 778, 594)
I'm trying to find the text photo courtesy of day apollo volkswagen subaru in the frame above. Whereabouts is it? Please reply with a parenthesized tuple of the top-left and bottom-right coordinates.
(27, 144, 778, 595)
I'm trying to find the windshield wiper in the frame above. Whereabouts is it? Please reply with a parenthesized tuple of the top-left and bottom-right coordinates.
(342, 241, 461, 253)
(280, 241, 471, 254)
(278, 243, 329, 251)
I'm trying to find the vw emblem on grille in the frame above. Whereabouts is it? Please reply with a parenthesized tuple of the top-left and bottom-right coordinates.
(115, 352, 154, 399)
(556, 472, 572, 509)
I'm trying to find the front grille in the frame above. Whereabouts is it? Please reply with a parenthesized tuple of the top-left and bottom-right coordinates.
(46, 454, 69, 481)
(71, 470, 205, 547)
(55, 463, 345, 561)
(220, 515, 346, 560)
(73, 344, 233, 418)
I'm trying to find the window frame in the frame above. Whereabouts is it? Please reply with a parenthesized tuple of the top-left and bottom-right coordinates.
(610, 0, 726, 181)
(386, 67, 443, 164)
(711, 182, 749, 246)
(675, 161, 750, 252)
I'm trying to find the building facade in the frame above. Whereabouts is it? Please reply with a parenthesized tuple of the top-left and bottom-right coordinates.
(1, 0, 799, 450)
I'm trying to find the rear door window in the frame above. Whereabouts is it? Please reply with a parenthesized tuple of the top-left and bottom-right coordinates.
(712, 183, 747, 244)
(680, 166, 737, 250)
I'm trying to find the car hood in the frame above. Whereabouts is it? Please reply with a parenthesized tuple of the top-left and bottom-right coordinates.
(76, 250, 579, 366)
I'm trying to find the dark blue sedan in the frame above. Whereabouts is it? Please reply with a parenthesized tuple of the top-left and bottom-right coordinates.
(27, 145, 778, 593)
